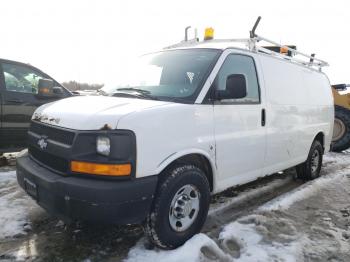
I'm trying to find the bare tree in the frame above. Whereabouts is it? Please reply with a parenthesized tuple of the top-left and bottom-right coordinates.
(62, 81, 103, 91)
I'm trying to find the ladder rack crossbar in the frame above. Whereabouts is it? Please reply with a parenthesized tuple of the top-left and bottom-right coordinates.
(257, 46, 324, 67)
(255, 35, 328, 66)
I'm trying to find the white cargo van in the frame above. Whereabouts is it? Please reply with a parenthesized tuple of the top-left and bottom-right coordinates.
(17, 21, 334, 249)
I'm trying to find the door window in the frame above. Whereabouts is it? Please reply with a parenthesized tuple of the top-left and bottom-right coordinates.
(215, 54, 260, 103)
(2, 63, 46, 94)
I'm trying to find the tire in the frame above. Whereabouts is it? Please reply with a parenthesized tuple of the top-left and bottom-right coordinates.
(296, 140, 323, 180)
(145, 165, 210, 249)
(0, 155, 7, 167)
(332, 106, 350, 152)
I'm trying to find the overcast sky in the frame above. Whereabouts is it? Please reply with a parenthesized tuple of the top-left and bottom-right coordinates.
(0, 0, 349, 84)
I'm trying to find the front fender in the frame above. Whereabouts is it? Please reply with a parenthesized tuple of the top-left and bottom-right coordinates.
(155, 148, 217, 191)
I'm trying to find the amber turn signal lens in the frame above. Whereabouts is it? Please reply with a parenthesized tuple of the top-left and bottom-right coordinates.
(280, 46, 289, 54)
(71, 161, 131, 176)
(41, 87, 50, 94)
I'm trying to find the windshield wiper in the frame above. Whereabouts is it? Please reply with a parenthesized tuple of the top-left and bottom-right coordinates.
(117, 87, 151, 94)
(115, 87, 159, 100)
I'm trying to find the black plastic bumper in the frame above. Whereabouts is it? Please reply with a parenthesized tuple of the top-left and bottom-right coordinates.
(16, 154, 158, 224)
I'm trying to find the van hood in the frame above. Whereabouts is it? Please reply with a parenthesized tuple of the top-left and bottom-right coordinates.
(33, 96, 171, 130)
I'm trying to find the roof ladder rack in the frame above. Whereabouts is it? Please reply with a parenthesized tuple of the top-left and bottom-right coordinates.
(164, 17, 329, 71)
(249, 16, 329, 71)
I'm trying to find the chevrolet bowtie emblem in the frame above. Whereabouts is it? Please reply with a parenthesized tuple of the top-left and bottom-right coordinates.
(37, 137, 48, 150)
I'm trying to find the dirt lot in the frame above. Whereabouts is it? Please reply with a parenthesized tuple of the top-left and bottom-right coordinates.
(0, 151, 349, 261)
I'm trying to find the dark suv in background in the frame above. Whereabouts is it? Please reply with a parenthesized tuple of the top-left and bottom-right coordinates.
(0, 58, 72, 153)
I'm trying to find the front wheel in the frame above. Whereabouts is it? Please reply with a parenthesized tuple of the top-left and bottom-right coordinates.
(296, 140, 323, 180)
(145, 165, 210, 249)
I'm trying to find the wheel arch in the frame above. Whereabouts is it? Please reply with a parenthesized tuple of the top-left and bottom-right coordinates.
(314, 131, 325, 151)
(156, 150, 216, 192)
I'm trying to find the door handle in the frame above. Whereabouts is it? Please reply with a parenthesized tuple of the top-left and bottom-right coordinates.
(261, 108, 266, 127)
(6, 98, 24, 103)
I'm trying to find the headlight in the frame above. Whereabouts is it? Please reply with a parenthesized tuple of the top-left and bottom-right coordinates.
(96, 136, 110, 156)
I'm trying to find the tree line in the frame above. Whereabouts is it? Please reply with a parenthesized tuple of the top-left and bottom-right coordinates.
(62, 81, 103, 91)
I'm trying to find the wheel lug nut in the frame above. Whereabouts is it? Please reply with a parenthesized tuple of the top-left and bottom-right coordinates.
(175, 207, 183, 212)
(178, 200, 185, 205)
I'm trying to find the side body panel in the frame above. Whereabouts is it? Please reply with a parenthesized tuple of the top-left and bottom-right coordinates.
(257, 54, 334, 176)
(213, 103, 266, 191)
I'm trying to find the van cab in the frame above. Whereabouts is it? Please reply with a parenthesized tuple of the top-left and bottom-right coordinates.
(16, 34, 334, 249)
(0, 59, 71, 153)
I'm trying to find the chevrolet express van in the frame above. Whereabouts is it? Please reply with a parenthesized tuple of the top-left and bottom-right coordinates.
(16, 32, 334, 249)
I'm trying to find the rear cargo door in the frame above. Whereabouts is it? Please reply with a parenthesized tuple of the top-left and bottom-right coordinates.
(213, 53, 266, 190)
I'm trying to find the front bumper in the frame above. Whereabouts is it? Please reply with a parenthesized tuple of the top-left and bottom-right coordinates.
(16, 154, 158, 224)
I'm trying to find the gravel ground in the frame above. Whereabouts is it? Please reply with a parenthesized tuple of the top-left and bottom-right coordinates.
(0, 151, 349, 261)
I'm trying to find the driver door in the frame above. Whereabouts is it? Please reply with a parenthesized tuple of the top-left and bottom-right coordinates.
(213, 53, 267, 191)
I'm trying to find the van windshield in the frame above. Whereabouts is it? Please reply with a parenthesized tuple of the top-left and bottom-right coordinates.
(101, 49, 220, 103)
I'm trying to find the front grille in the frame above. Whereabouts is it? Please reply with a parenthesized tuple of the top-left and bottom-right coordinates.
(29, 146, 69, 173)
(29, 121, 75, 145)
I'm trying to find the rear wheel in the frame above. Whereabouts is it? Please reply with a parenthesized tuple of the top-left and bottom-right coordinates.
(145, 165, 210, 249)
(332, 106, 350, 152)
(296, 140, 323, 180)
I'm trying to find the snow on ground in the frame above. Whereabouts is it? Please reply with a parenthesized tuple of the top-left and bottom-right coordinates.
(125, 216, 304, 262)
(125, 215, 305, 262)
(0, 171, 35, 239)
(259, 151, 350, 211)
(126, 234, 231, 262)
(259, 171, 347, 211)
(218, 215, 304, 262)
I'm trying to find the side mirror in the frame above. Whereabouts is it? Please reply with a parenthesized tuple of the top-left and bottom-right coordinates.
(37, 78, 54, 97)
(71, 91, 81, 96)
(53, 86, 64, 95)
(216, 74, 247, 100)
